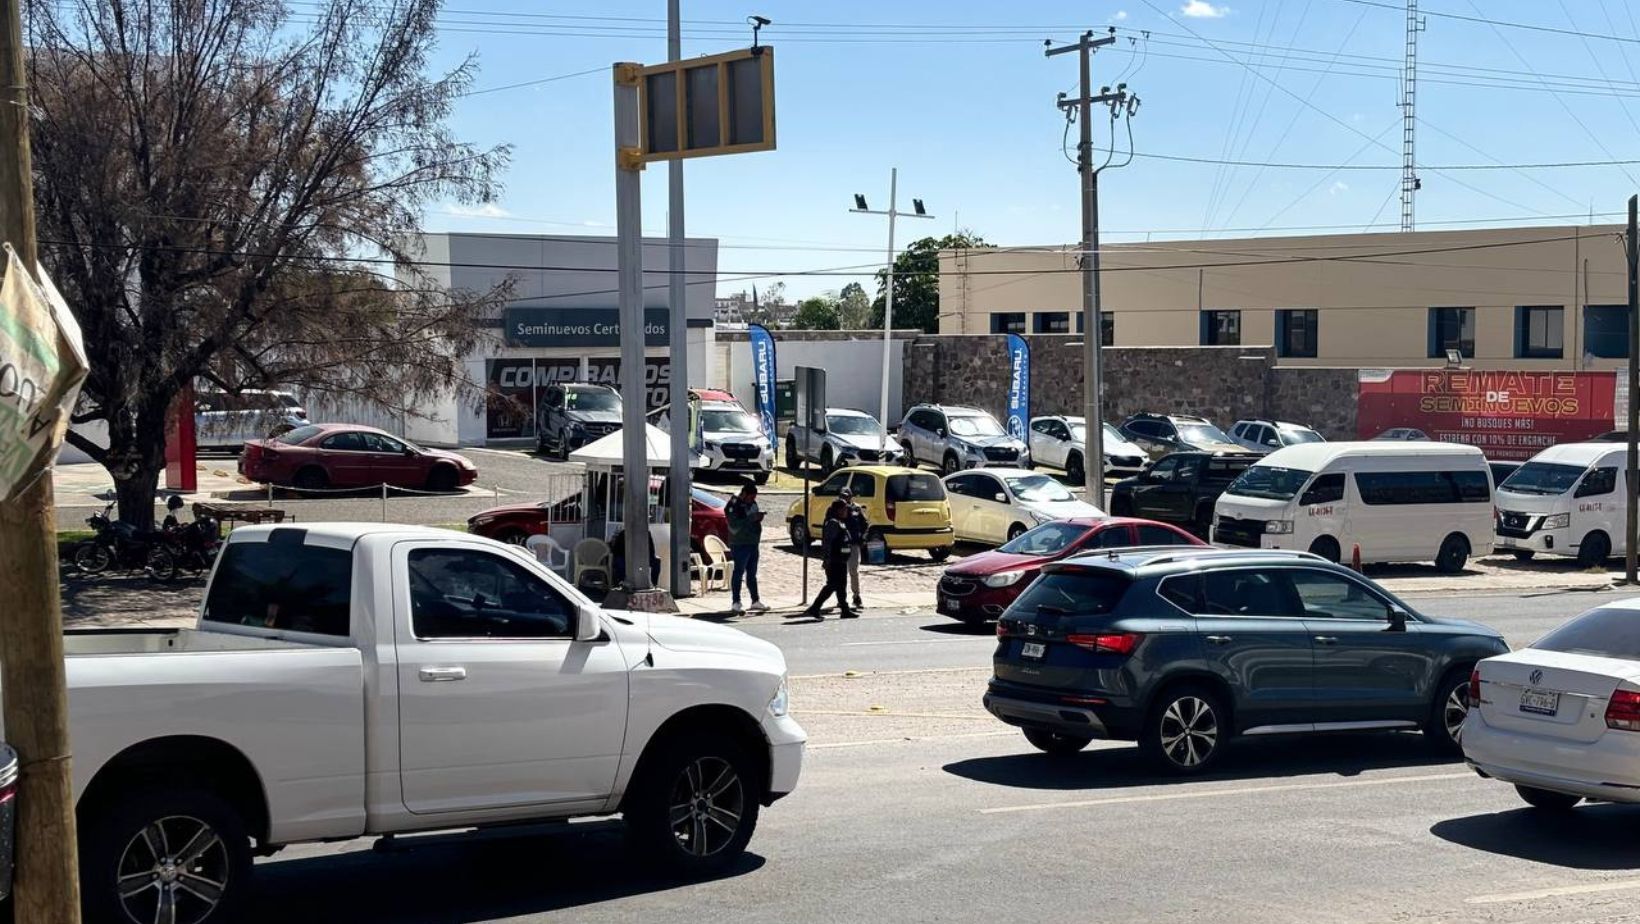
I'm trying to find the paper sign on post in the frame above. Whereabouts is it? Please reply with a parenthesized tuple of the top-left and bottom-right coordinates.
(0, 245, 89, 500)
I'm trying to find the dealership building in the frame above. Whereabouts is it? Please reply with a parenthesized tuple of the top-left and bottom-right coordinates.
(937, 224, 1630, 371)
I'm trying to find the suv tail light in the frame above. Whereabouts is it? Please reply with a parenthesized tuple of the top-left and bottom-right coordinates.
(1065, 632, 1143, 656)
(1606, 689, 1640, 732)
(1468, 668, 1481, 705)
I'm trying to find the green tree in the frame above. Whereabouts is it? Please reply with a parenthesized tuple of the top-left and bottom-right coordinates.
(870, 232, 988, 333)
(836, 281, 872, 329)
(790, 295, 841, 330)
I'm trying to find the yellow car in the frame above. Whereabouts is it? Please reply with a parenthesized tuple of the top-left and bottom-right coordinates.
(785, 465, 955, 561)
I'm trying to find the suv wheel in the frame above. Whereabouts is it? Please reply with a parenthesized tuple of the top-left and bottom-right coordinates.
(1141, 685, 1225, 775)
(626, 734, 761, 873)
(1023, 728, 1091, 756)
(942, 452, 961, 476)
(1424, 667, 1471, 753)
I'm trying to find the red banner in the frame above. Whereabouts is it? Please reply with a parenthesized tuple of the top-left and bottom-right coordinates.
(1356, 370, 1616, 461)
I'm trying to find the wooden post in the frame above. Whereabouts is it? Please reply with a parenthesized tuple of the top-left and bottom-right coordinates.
(0, 0, 84, 917)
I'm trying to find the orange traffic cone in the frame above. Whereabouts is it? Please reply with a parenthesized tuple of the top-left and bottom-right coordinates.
(1350, 544, 1362, 572)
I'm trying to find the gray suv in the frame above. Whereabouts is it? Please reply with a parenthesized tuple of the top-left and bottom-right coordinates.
(983, 547, 1506, 774)
(536, 382, 623, 458)
(899, 404, 1029, 475)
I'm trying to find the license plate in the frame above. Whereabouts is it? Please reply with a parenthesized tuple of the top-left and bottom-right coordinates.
(1021, 641, 1047, 660)
(1520, 688, 1561, 716)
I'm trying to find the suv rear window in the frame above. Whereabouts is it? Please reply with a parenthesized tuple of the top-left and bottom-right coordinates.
(202, 539, 352, 636)
(1532, 607, 1640, 660)
(887, 473, 945, 501)
(1009, 571, 1130, 618)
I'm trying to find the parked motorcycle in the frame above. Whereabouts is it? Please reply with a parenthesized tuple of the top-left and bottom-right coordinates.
(145, 497, 222, 583)
(73, 501, 162, 575)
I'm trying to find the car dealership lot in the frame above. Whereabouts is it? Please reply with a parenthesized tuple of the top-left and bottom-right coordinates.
(149, 588, 1640, 923)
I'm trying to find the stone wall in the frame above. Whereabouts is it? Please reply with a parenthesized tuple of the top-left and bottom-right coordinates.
(900, 334, 1358, 434)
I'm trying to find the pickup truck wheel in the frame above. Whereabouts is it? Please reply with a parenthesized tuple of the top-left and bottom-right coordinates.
(82, 786, 251, 924)
(627, 735, 761, 873)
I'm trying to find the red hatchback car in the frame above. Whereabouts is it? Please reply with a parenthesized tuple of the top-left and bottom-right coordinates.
(466, 486, 731, 551)
(240, 423, 479, 492)
(937, 517, 1204, 624)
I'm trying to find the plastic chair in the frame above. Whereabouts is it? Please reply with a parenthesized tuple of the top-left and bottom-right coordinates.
(572, 538, 612, 590)
(525, 534, 571, 576)
(700, 534, 731, 592)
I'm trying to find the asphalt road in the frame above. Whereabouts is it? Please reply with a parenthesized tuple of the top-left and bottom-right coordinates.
(239, 586, 1640, 924)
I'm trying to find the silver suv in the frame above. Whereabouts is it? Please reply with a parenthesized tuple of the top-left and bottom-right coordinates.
(1228, 418, 1325, 454)
(898, 404, 1029, 475)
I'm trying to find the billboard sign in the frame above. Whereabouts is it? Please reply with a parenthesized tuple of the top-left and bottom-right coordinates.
(503, 306, 669, 348)
(1356, 370, 1617, 461)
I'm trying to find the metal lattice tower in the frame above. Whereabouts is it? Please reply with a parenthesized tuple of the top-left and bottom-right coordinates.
(1400, 0, 1425, 232)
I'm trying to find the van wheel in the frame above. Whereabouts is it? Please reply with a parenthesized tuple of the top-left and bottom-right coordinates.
(788, 518, 810, 549)
(1006, 523, 1028, 543)
(1510, 549, 1536, 561)
(1065, 452, 1085, 485)
(942, 452, 961, 476)
(1141, 684, 1226, 775)
(1516, 785, 1582, 811)
(1023, 728, 1091, 756)
(1308, 536, 1341, 564)
(1424, 666, 1472, 753)
(928, 546, 952, 562)
(626, 733, 761, 873)
(81, 785, 252, 924)
(1435, 534, 1470, 574)
(1576, 531, 1611, 568)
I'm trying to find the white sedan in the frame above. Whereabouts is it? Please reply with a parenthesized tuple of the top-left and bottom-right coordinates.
(1463, 599, 1640, 810)
(941, 467, 1104, 546)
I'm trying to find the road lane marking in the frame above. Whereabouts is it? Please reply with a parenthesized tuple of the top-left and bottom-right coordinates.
(979, 771, 1472, 814)
(796, 709, 991, 720)
(1466, 878, 1640, 904)
(792, 666, 991, 680)
(810, 731, 1016, 750)
(839, 638, 992, 647)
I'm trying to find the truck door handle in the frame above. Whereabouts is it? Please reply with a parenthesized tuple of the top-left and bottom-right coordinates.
(1313, 636, 1339, 646)
(1204, 635, 1233, 645)
(418, 667, 467, 682)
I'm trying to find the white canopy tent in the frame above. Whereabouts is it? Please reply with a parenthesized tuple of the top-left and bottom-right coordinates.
(559, 425, 705, 594)
(568, 423, 701, 470)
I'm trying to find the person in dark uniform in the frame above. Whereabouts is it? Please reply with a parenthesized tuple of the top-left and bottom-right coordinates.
(839, 487, 869, 610)
(797, 499, 857, 619)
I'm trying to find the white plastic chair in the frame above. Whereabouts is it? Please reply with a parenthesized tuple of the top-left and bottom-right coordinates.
(700, 534, 731, 592)
(525, 534, 571, 576)
(571, 538, 611, 590)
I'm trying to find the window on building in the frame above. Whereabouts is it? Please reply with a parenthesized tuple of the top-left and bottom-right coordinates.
(1585, 305, 1629, 359)
(990, 312, 1026, 335)
(1516, 306, 1564, 359)
(1427, 307, 1475, 359)
(1077, 311, 1114, 346)
(1200, 310, 1241, 346)
(1034, 311, 1070, 334)
(1276, 309, 1319, 358)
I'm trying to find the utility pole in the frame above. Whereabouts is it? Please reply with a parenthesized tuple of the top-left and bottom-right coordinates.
(613, 62, 653, 592)
(1399, 0, 1425, 231)
(1626, 194, 1637, 584)
(850, 170, 933, 449)
(0, 0, 83, 915)
(665, 0, 691, 597)
(1047, 29, 1119, 505)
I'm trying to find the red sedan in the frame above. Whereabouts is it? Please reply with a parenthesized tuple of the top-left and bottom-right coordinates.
(937, 517, 1204, 624)
(466, 486, 730, 550)
(239, 423, 479, 492)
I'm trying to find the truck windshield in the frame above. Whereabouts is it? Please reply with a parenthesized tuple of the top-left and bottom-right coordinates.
(949, 414, 1005, 438)
(1499, 461, 1585, 496)
(700, 409, 760, 433)
(826, 415, 882, 436)
(566, 389, 620, 412)
(1225, 465, 1316, 500)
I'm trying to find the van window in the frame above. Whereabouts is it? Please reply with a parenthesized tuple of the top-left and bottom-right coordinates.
(888, 473, 945, 502)
(203, 540, 352, 636)
(1299, 473, 1345, 506)
(1499, 461, 1583, 496)
(1225, 466, 1316, 501)
(1355, 471, 1485, 505)
(1575, 467, 1618, 498)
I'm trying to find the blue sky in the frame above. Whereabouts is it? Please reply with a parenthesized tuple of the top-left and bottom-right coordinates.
(424, 0, 1640, 300)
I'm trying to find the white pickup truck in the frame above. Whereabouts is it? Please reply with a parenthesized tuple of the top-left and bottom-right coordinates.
(54, 523, 804, 924)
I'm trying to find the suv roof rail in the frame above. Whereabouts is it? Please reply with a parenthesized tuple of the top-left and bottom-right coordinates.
(1132, 547, 1325, 568)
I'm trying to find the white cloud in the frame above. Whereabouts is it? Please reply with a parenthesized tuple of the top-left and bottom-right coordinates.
(1180, 0, 1229, 17)
(1328, 180, 1350, 196)
(444, 202, 511, 220)
(1113, 10, 1129, 20)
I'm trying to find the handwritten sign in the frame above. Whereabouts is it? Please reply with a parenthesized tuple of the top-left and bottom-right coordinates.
(0, 246, 88, 499)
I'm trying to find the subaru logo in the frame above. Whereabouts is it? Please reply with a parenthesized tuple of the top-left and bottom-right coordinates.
(1529, 668, 1544, 686)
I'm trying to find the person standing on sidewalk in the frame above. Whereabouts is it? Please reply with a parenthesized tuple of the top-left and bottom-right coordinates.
(724, 483, 769, 616)
(798, 499, 857, 619)
(839, 486, 869, 611)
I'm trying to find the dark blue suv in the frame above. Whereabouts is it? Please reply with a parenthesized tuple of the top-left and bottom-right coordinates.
(983, 548, 1507, 774)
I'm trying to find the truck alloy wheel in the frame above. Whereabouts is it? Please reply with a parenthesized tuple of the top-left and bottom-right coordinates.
(84, 787, 251, 924)
(627, 736, 761, 872)
(667, 756, 746, 858)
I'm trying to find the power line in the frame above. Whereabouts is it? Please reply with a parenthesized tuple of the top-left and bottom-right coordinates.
(455, 65, 603, 98)
(1334, 0, 1640, 46)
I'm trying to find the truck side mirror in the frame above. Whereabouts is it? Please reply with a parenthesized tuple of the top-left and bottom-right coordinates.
(576, 607, 604, 642)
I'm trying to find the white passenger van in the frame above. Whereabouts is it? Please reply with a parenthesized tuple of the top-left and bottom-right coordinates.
(1493, 442, 1625, 566)
(1212, 441, 1493, 573)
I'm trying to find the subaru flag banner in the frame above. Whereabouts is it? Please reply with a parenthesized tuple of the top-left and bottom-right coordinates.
(749, 323, 779, 441)
(1005, 333, 1030, 443)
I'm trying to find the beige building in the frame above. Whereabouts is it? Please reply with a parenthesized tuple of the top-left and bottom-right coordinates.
(938, 225, 1630, 370)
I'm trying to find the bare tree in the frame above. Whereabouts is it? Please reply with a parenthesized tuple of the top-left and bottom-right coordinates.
(27, 0, 510, 525)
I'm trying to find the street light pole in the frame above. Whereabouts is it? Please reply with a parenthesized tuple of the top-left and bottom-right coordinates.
(850, 170, 934, 450)
(664, 0, 691, 597)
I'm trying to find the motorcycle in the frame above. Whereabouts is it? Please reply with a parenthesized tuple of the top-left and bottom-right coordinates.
(73, 501, 162, 576)
(145, 497, 223, 583)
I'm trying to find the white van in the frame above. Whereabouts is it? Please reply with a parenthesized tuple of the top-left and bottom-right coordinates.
(1494, 442, 1625, 566)
(1212, 441, 1494, 573)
